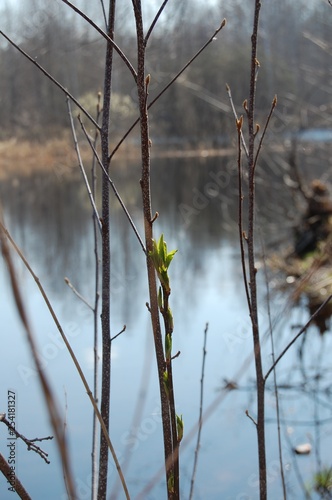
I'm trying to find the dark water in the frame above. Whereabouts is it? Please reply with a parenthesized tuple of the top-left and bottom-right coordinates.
(1, 152, 332, 499)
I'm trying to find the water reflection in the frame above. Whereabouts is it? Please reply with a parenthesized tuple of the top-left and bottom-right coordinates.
(0, 151, 332, 499)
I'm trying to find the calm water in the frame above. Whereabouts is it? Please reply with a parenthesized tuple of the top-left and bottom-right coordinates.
(1, 152, 332, 499)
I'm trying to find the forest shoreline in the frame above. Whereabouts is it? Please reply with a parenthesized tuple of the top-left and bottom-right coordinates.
(0, 136, 289, 180)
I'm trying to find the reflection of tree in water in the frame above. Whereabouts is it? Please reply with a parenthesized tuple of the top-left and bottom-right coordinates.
(238, 304, 332, 498)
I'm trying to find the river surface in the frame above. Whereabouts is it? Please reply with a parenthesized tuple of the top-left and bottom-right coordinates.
(1, 150, 332, 499)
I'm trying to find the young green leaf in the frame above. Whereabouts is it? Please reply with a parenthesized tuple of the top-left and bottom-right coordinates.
(163, 370, 169, 398)
(176, 414, 184, 443)
(165, 333, 172, 362)
(167, 472, 174, 494)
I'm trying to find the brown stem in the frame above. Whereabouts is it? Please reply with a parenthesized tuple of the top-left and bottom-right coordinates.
(162, 289, 179, 496)
(247, 2, 266, 499)
(132, 1, 174, 496)
(0, 453, 32, 500)
(98, 2, 116, 498)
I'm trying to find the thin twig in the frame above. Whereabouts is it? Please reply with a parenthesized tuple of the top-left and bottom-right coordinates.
(0, 219, 130, 500)
(247, 2, 266, 499)
(64, 277, 94, 311)
(89, 91, 102, 500)
(67, 98, 102, 234)
(245, 409, 258, 426)
(109, 19, 227, 160)
(260, 235, 286, 499)
(253, 95, 277, 171)
(189, 323, 209, 500)
(0, 219, 76, 500)
(78, 116, 146, 254)
(226, 83, 249, 157)
(145, 0, 170, 45)
(111, 325, 126, 342)
(0, 416, 52, 464)
(60, 0, 137, 81)
(99, 0, 108, 29)
(265, 295, 332, 381)
(0, 31, 100, 130)
(236, 116, 252, 315)
(97, 1, 117, 496)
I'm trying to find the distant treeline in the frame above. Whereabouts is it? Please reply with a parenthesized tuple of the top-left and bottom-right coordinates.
(1, 0, 331, 145)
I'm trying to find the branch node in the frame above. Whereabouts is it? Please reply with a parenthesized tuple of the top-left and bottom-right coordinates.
(151, 212, 159, 224)
(245, 410, 257, 427)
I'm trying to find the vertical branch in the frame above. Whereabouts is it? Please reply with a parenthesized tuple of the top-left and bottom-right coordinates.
(246, 1, 266, 499)
(98, 1, 116, 499)
(189, 323, 209, 500)
(91, 93, 102, 500)
(131, 0, 174, 496)
(0, 221, 76, 500)
(0, 453, 32, 500)
(261, 237, 286, 499)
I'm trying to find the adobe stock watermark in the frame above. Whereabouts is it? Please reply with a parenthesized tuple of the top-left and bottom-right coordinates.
(179, 168, 233, 229)
(235, 451, 292, 499)
(16, 297, 91, 387)
(60, 401, 162, 500)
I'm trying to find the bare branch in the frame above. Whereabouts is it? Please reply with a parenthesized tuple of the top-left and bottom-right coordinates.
(64, 277, 94, 311)
(0, 453, 32, 500)
(253, 95, 277, 171)
(67, 99, 102, 234)
(111, 325, 126, 342)
(265, 295, 332, 382)
(0, 216, 76, 500)
(78, 116, 146, 254)
(0, 31, 100, 130)
(145, 0, 171, 45)
(189, 323, 209, 500)
(245, 409, 257, 427)
(60, 0, 137, 81)
(226, 83, 249, 157)
(109, 19, 227, 160)
(0, 219, 130, 500)
(236, 116, 252, 314)
(1, 416, 52, 464)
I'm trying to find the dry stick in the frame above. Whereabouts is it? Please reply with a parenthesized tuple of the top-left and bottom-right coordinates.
(236, 116, 252, 316)
(64, 277, 94, 311)
(0, 415, 52, 464)
(72, 93, 103, 500)
(246, 2, 266, 499)
(109, 18, 227, 161)
(226, 84, 249, 158)
(99, 0, 108, 29)
(0, 31, 99, 130)
(0, 453, 32, 500)
(189, 323, 209, 500)
(131, 1, 174, 497)
(144, 0, 171, 45)
(0, 224, 76, 500)
(253, 95, 277, 171)
(260, 239, 286, 500)
(60, 0, 137, 81)
(78, 116, 146, 254)
(67, 98, 103, 235)
(265, 295, 332, 382)
(0, 221, 130, 500)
